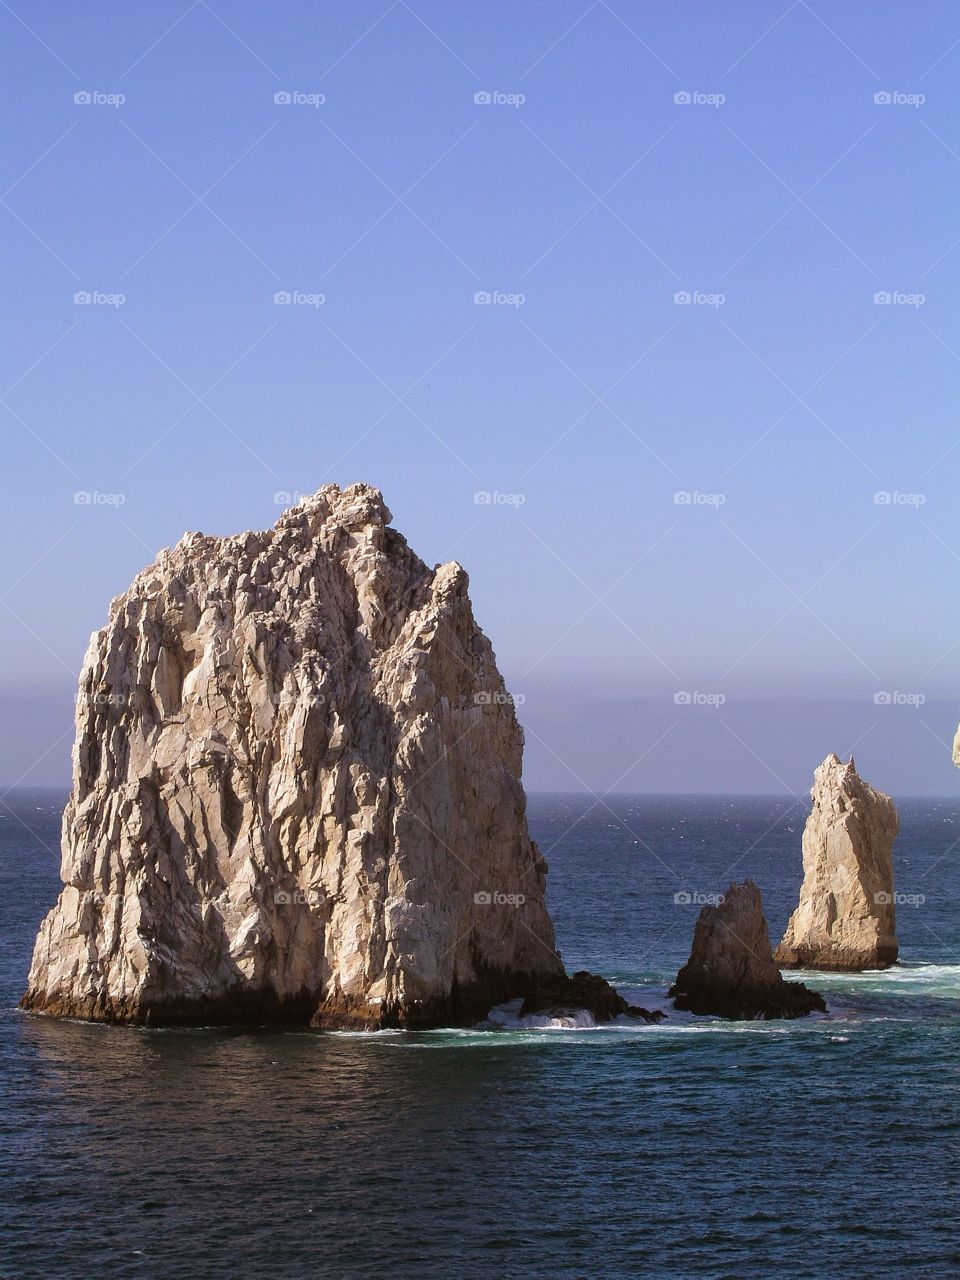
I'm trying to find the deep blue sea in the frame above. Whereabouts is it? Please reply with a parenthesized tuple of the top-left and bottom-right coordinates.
(3, 788, 960, 1278)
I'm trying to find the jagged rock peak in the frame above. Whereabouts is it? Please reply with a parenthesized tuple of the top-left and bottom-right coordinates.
(775, 753, 899, 971)
(669, 880, 825, 1020)
(22, 483, 565, 1028)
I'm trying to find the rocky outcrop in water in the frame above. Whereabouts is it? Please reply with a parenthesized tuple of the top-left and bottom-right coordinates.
(775, 754, 898, 971)
(519, 971, 665, 1023)
(22, 484, 568, 1028)
(669, 880, 825, 1019)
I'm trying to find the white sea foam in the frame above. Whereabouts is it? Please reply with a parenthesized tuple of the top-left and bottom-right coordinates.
(485, 999, 598, 1031)
(316, 961, 960, 1044)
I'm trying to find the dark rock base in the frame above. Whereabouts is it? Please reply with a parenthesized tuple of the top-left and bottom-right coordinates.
(668, 977, 826, 1020)
(18, 985, 323, 1029)
(519, 970, 665, 1023)
(21, 968, 665, 1030)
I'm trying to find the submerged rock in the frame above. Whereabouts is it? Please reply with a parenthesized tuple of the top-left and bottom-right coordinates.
(519, 970, 665, 1023)
(775, 754, 899, 971)
(670, 880, 825, 1019)
(22, 484, 568, 1029)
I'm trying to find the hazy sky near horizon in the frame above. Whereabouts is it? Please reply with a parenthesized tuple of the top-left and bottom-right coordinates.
(2, 1, 960, 794)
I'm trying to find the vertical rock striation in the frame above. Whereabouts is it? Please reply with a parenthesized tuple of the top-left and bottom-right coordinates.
(775, 754, 899, 971)
(22, 484, 566, 1028)
(669, 880, 825, 1019)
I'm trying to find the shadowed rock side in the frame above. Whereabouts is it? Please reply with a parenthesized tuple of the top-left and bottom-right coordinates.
(669, 880, 825, 1020)
(22, 484, 568, 1029)
(775, 754, 899, 971)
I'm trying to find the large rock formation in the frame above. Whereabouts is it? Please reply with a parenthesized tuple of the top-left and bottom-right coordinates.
(669, 880, 825, 1019)
(22, 484, 569, 1029)
(775, 754, 899, 971)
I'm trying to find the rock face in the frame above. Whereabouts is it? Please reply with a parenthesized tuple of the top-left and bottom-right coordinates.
(669, 880, 825, 1019)
(775, 754, 899, 971)
(22, 484, 567, 1029)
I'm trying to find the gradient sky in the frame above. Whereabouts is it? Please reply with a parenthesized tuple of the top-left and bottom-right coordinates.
(2, 1, 959, 794)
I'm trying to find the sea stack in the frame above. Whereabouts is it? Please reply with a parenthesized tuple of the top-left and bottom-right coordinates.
(22, 484, 568, 1028)
(669, 880, 825, 1019)
(775, 754, 899, 971)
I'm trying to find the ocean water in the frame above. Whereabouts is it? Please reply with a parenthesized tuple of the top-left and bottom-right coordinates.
(3, 787, 960, 1278)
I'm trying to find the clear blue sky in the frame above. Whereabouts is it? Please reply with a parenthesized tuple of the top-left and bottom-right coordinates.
(2, 1, 959, 793)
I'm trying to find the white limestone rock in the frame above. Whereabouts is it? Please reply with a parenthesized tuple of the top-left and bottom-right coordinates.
(22, 484, 564, 1027)
(775, 754, 899, 971)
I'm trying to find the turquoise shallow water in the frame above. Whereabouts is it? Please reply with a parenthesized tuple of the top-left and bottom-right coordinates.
(3, 788, 960, 1278)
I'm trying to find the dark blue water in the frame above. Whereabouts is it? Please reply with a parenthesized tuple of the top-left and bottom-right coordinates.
(3, 788, 960, 1278)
